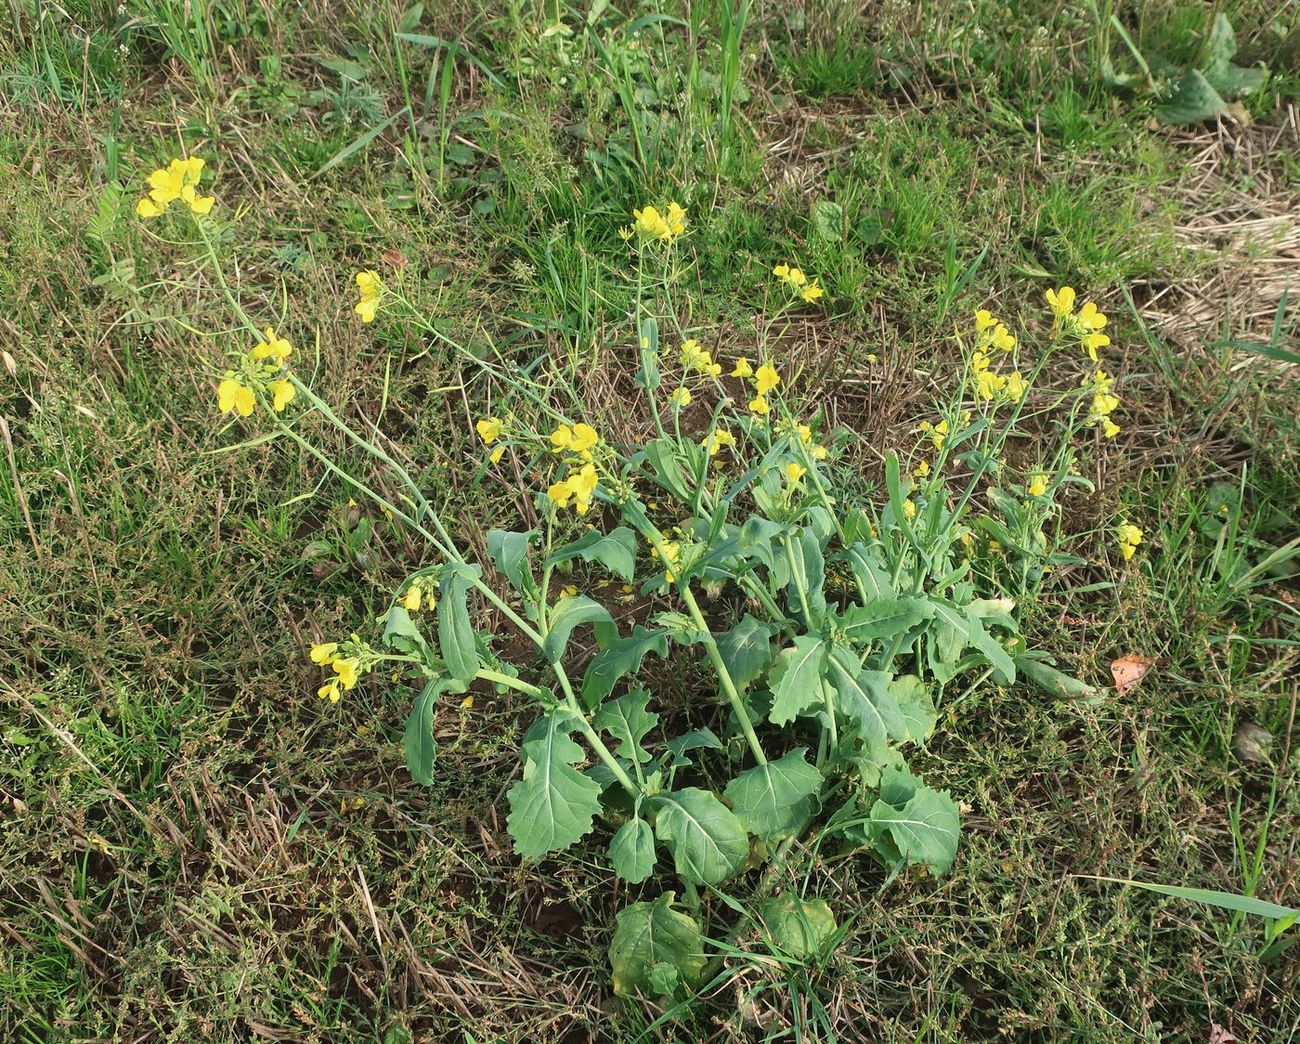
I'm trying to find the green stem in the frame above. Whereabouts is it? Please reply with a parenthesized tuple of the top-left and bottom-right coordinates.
(475, 668, 544, 698)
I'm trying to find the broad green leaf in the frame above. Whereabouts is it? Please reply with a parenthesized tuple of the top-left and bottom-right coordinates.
(1015, 655, 1097, 698)
(738, 515, 790, 570)
(810, 199, 843, 242)
(784, 528, 827, 623)
(543, 595, 616, 663)
(841, 542, 892, 600)
(1155, 69, 1229, 125)
(506, 709, 604, 859)
(593, 688, 658, 765)
(663, 727, 723, 768)
(825, 646, 904, 744)
(928, 600, 970, 682)
(836, 597, 934, 645)
(644, 438, 693, 501)
(890, 675, 937, 744)
(964, 610, 1015, 684)
(869, 783, 960, 874)
(382, 603, 430, 659)
(608, 817, 657, 884)
(646, 962, 678, 994)
(581, 625, 669, 707)
(609, 893, 705, 996)
(717, 614, 777, 692)
(1201, 14, 1268, 100)
(486, 529, 536, 596)
(438, 564, 482, 683)
(546, 526, 637, 582)
(767, 634, 828, 726)
(403, 677, 463, 785)
(756, 893, 838, 959)
(653, 788, 750, 885)
(724, 748, 822, 840)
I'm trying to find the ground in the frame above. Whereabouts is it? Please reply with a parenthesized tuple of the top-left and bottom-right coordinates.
(2, 1, 1298, 1041)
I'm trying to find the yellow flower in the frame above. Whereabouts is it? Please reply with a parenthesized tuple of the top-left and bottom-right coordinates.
(402, 585, 423, 612)
(801, 282, 824, 303)
(568, 463, 599, 514)
(1027, 473, 1048, 497)
(971, 350, 991, 373)
(650, 539, 681, 583)
(665, 202, 688, 236)
(670, 387, 692, 407)
(748, 395, 770, 415)
(913, 459, 930, 478)
(476, 417, 504, 444)
(731, 358, 753, 378)
(787, 267, 808, 287)
(1004, 371, 1027, 402)
(546, 478, 574, 509)
(990, 324, 1016, 352)
(1078, 301, 1107, 332)
(1046, 285, 1076, 319)
(702, 427, 736, 456)
(1081, 332, 1110, 360)
(975, 369, 1007, 400)
(268, 378, 296, 412)
(633, 203, 684, 242)
(772, 264, 790, 280)
(810, 444, 828, 461)
(489, 445, 506, 464)
(901, 498, 917, 520)
(317, 681, 342, 703)
(974, 309, 997, 332)
(1102, 418, 1121, 438)
(136, 156, 214, 218)
(1117, 523, 1143, 560)
(310, 642, 338, 665)
(618, 226, 634, 241)
(251, 327, 293, 362)
(796, 424, 813, 444)
(550, 422, 600, 456)
(785, 462, 806, 484)
(332, 657, 361, 690)
(355, 270, 383, 323)
(920, 418, 950, 450)
(217, 378, 256, 417)
(754, 362, 781, 395)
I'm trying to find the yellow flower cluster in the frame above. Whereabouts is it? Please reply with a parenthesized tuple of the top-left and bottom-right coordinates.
(1047, 286, 1110, 361)
(355, 270, 383, 323)
(970, 309, 1026, 403)
(310, 640, 367, 703)
(773, 263, 824, 302)
(401, 575, 438, 613)
(627, 202, 688, 243)
(680, 339, 723, 377)
(730, 358, 781, 414)
(136, 156, 215, 218)
(1116, 522, 1143, 560)
(701, 426, 736, 456)
(475, 416, 507, 464)
(1084, 369, 1122, 438)
(649, 536, 681, 583)
(547, 423, 603, 514)
(217, 327, 296, 418)
(670, 387, 692, 407)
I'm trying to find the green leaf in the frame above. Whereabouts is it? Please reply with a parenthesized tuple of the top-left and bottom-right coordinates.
(543, 595, 615, 663)
(438, 564, 482, 683)
(486, 529, 536, 596)
(644, 438, 693, 501)
(663, 727, 723, 768)
(1015, 655, 1098, 698)
(506, 709, 604, 859)
(646, 962, 678, 995)
(581, 625, 670, 708)
(836, 597, 934, 645)
(381, 603, 430, 659)
(825, 647, 904, 744)
(1199, 12, 1267, 100)
(717, 614, 777, 692)
(404, 677, 463, 785)
(653, 788, 750, 885)
(784, 528, 827, 623)
(546, 527, 637, 582)
(890, 675, 937, 744)
(767, 634, 829, 726)
(724, 748, 822, 840)
(609, 817, 657, 884)
(810, 199, 843, 242)
(841, 542, 892, 600)
(593, 688, 658, 765)
(869, 783, 960, 874)
(609, 893, 706, 996)
(756, 893, 838, 959)
(634, 316, 661, 390)
(964, 610, 1015, 684)
(1155, 69, 1229, 125)
(1078, 875, 1300, 921)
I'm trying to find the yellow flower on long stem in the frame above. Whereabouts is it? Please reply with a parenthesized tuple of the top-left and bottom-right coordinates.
(1046, 285, 1076, 319)
(753, 362, 780, 395)
(332, 657, 361, 689)
(268, 378, 296, 412)
(1027, 473, 1048, 497)
(785, 462, 807, 484)
(251, 327, 293, 362)
(355, 270, 383, 323)
(801, 282, 824, 302)
(748, 395, 770, 415)
(670, 387, 691, 407)
(476, 417, 504, 444)
(136, 156, 214, 218)
(217, 378, 256, 417)
(310, 642, 338, 665)
(550, 422, 600, 456)
(1116, 523, 1143, 560)
(731, 358, 753, 378)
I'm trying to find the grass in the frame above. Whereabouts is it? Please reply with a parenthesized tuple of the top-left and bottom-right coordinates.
(2, 0, 1298, 1040)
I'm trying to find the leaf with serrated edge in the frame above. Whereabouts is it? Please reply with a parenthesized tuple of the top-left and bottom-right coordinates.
(825, 646, 904, 743)
(836, 597, 933, 644)
(506, 709, 603, 859)
(486, 529, 536, 595)
(609, 893, 705, 996)
(756, 893, 838, 958)
(768, 634, 828, 726)
(546, 527, 637, 582)
(717, 614, 777, 692)
(890, 675, 937, 744)
(653, 788, 749, 885)
(581, 626, 669, 707)
(608, 817, 656, 884)
(593, 689, 658, 765)
(869, 784, 960, 874)
(724, 748, 822, 840)
(543, 595, 615, 663)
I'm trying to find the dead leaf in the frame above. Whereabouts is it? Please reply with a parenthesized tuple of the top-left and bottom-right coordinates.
(1111, 654, 1155, 695)
(1208, 1024, 1237, 1044)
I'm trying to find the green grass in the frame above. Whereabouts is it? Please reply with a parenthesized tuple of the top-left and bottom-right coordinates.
(3, 0, 1298, 1040)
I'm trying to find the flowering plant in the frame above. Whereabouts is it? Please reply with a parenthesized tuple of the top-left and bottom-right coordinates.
(137, 166, 1140, 996)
